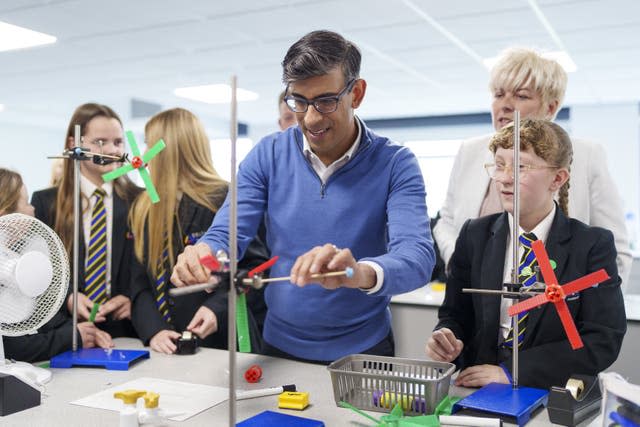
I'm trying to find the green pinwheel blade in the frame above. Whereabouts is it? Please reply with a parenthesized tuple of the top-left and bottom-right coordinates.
(126, 130, 141, 157)
(236, 293, 251, 353)
(142, 139, 166, 163)
(102, 164, 134, 182)
(138, 167, 160, 203)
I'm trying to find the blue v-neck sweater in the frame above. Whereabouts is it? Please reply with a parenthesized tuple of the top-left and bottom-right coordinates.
(201, 122, 435, 360)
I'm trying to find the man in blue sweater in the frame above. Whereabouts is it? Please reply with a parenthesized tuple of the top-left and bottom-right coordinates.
(171, 30, 435, 363)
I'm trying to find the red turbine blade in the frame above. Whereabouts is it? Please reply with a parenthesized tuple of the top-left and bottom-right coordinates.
(531, 240, 559, 286)
(508, 294, 549, 316)
(200, 254, 220, 271)
(555, 300, 584, 349)
(562, 269, 609, 296)
(247, 255, 279, 277)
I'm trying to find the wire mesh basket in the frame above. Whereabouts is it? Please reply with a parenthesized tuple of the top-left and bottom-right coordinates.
(328, 354, 455, 416)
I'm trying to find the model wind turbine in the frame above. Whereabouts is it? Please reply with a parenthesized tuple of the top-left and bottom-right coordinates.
(48, 126, 149, 370)
(453, 111, 549, 426)
(102, 131, 165, 204)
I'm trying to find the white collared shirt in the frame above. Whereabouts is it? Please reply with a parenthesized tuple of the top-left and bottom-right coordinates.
(80, 174, 113, 297)
(499, 204, 557, 341)
(302, 117, 362, 184)
(302, 118, 384, 294)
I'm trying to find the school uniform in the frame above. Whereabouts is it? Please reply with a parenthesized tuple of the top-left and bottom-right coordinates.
(436, 206, 626, 389)
(31, 182, 138, 338)
(129, 193, 269, 350)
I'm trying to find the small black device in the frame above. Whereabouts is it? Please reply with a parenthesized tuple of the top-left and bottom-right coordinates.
(175, 331, 198, 355)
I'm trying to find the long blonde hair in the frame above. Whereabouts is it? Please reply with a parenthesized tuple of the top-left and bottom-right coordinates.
(129, 108, 228, 276)
(55, 103, 139, 255)
(0, 168, 24, 215)
(489, 118, 573, 215)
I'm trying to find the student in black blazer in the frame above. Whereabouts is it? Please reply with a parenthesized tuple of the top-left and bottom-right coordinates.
(129, 108, 269, 354)
(426, 119, 626, 390)
(0, 168, 111, 361)
(31, 103, 140, 342)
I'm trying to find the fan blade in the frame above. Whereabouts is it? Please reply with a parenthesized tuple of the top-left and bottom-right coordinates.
(508, 293, 549, 316)
(102, 164, 134, 182)
(142, 139, 166, 163)
(126, 130, 141, 157)
(531, 240, 559, 286)
(555, 300, 584, 349)
(138, 167, 160, 203)
(562, 269, 609, 296)
(247, 256, 279, 278)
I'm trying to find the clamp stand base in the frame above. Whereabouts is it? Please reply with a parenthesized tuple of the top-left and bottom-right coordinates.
(50, 348, 149, 370)
(453, 382, 548, 426)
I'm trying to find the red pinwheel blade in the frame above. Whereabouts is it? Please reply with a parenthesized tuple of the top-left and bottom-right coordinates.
(555, 300, 584, 349)
(508, 293, 548, 316)
(247, 256, 279, 277)
(200, 254, 220, 271)
(562, 269, 609, 296)
(531, 240, 559, 286)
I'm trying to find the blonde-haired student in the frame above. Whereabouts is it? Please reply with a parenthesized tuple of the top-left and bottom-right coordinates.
(129, 108, 269, 354)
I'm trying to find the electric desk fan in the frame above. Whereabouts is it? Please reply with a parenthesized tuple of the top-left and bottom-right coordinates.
(0, 213, 69, 416)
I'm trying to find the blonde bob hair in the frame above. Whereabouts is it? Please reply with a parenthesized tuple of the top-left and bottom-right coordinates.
(489, 47, 568, 119)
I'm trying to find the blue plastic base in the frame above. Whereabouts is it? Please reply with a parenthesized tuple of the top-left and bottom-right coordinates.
(237, 411, 324, 426)
(453, 382, 549, 426)
(49, 348, 149, 371)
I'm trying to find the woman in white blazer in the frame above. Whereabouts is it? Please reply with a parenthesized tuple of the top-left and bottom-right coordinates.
(433, 47, 631, 289)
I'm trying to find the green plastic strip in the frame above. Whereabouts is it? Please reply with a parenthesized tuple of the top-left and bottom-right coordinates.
(102, 163, 133, 182)
(138, 167, 160, 203)
(88, 302, 100, 323)
(236, 293, 251, 353)
(126, 130, 141, 157)
(142, 139, 166, 163)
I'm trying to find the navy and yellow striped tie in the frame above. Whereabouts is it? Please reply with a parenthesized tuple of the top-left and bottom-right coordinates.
(85, 188, 108, 303)
(155, 239, 172, 323)
(504, 232, 538, 348)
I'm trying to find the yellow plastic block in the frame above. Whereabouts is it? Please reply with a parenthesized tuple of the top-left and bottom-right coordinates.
(278, 391, 309, 410)
(379, 391, 413, 411)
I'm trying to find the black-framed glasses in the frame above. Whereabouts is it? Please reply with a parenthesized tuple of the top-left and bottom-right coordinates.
(484, 162, 559, 179)
(284, 79, 357, 114)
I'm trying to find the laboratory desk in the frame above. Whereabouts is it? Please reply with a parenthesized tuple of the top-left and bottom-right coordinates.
(3, 338, 561, 427)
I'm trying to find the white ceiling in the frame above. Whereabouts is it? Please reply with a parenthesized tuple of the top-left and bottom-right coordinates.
(1, 0, 639, 133)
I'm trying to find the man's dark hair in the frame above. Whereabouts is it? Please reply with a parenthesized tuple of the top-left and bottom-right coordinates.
(282, 30, 361, 84)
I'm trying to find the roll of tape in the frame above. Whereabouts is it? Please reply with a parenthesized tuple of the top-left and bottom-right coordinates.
(565, 378, 585, 400)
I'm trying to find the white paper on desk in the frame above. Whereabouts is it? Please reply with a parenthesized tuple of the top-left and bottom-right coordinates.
(71, 377, 229, 421)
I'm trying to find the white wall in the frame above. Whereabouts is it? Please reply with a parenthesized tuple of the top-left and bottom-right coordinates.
(569, 103, 640, 252)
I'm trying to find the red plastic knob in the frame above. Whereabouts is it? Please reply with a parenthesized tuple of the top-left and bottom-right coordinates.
(131, 156, 144, 169)
(244, 364, 262, 383)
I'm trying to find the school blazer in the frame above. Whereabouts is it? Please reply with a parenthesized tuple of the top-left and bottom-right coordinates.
(129, 194, 270, 350)
(31, 186, 137, 338)
(436, 208, 626, 389)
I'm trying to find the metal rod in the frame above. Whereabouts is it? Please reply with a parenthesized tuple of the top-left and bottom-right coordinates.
(228, 74, 238, 427)
(462, 288, 540, 298)
(72, 125, 81, 352)
(168, 280, 221, 296)
(243, 269, 351, 285)
(512, 110, 521, 388)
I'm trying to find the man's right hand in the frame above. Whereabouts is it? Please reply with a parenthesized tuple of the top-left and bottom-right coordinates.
(426, 327, 463, 362)
(67, 293, 105, 323)
(171, 242, 214, 287)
